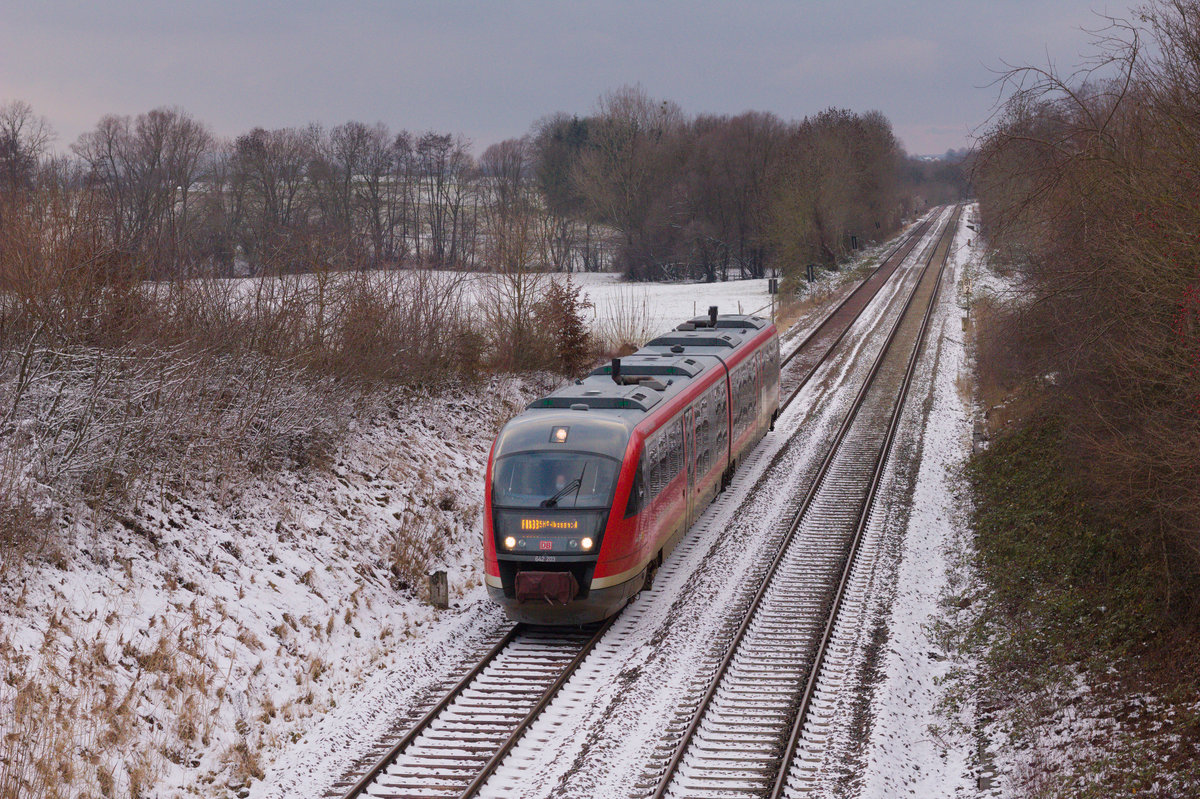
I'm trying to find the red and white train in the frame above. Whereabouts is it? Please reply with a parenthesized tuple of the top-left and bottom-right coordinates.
(484, 308, 781, 624)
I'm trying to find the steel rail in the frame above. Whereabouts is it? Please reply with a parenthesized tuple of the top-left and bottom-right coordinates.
(779, 216, 928, 364)
(725, 216, 928, 341)
(768, 204, 961, 799)
(460, 614, 616, 798)
(777, 215, 935, 413)
(649, 206, 959, 799)
(335, 625, 523, 799)
(744, 214, 925, 323)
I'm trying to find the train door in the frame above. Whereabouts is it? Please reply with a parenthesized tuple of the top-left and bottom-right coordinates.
(754, 350, 765, 436)
(685, 406, 697, 527)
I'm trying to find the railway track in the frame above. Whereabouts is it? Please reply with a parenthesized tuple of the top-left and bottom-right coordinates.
(642, 205, 961, 799)
(777, 207, 961, 798)
(778, 216, 935, 411)
(331, 621, 611, 799)
(328, 210, 949, 799)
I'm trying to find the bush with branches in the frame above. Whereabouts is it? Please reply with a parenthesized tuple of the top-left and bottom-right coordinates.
(974, 0, 1200, 615)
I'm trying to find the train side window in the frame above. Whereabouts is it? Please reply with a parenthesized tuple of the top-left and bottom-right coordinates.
(733, 364, 752, 437)
(668, 419, 683, 480)
(625, 461, 646, 517)
(712, 383, 727, 457)
(648, 433, 665, 499)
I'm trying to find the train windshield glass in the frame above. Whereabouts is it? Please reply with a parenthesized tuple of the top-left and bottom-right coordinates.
(492, 452, 620, 509)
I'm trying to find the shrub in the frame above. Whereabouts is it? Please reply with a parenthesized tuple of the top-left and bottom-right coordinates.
(534, 276, 594, 374)
(974, 0, 1200, 616)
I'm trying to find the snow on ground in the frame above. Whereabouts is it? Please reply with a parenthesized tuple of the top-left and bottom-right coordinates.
(0, 231, 912, 799)
(571, 271, 773, 339)
(850, 206, 982, 797)
(0, 378, 541, 797)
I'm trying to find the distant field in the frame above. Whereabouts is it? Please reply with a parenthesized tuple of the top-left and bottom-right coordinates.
(207, 268, 776, 349)
(570, 272, 774, 333)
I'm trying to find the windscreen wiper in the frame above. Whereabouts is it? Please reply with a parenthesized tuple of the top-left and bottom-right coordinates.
(540, 479, 581, 508)
(541, 464, 587, 508)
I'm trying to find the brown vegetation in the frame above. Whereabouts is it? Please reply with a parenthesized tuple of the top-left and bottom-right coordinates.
(974, 0, 1200, 624)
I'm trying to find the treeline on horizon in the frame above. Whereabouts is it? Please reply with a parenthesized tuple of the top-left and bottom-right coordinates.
(0, 86, 967, 286)
(975, 0, 1200, 614)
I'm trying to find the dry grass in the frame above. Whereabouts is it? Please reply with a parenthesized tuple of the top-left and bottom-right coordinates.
(0, 177, 493, 557)
(0, 615, 221, 798)
(590, 283, 655, 354)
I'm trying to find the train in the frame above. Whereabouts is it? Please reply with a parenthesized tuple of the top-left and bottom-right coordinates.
(483, 307, 781, 624)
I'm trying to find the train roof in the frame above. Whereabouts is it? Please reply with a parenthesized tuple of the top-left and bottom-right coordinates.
(642, 314, 768, 351)
(680, 313, 770, 331)
(494, 313, 775, 461)
(523, 314, 772, 420)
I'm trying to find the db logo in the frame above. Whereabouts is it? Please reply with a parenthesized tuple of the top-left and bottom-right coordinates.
(539, 541, 553, 550)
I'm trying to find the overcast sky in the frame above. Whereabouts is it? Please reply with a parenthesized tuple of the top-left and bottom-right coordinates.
(2, 1, 1133, 156)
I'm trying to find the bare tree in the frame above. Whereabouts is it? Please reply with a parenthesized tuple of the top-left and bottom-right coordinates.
(0, 100, 54, 195)
(681, 112, 787, 280)
(232, 126, 311, 270)
(415, 132, 475, 267)
(572, 85, 685, 279)
(531, 113, 588, 271)
(391, 131, 419, 264)
(348, 122, 395, 267)
(73, 107, 213, 275)
(478, 137, 548, 367)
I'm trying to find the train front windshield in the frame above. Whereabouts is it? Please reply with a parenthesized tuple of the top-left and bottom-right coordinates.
(492, 452, 620, 509)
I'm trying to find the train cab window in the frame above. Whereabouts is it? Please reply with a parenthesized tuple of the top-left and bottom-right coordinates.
(492, 452, 620, 509)
(624, 462, 646, 518)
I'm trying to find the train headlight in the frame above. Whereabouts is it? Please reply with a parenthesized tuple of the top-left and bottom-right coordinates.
(581, 537, 594, 551)
(503, 536, 517, 550)
(550, 426, 569, 443)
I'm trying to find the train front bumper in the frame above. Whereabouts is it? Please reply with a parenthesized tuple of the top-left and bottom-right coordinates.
(486, 569, 643, 625)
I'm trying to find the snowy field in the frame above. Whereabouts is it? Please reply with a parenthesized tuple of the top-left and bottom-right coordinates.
(249, 211, 987, 798)
(570, 271, 775, 341)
